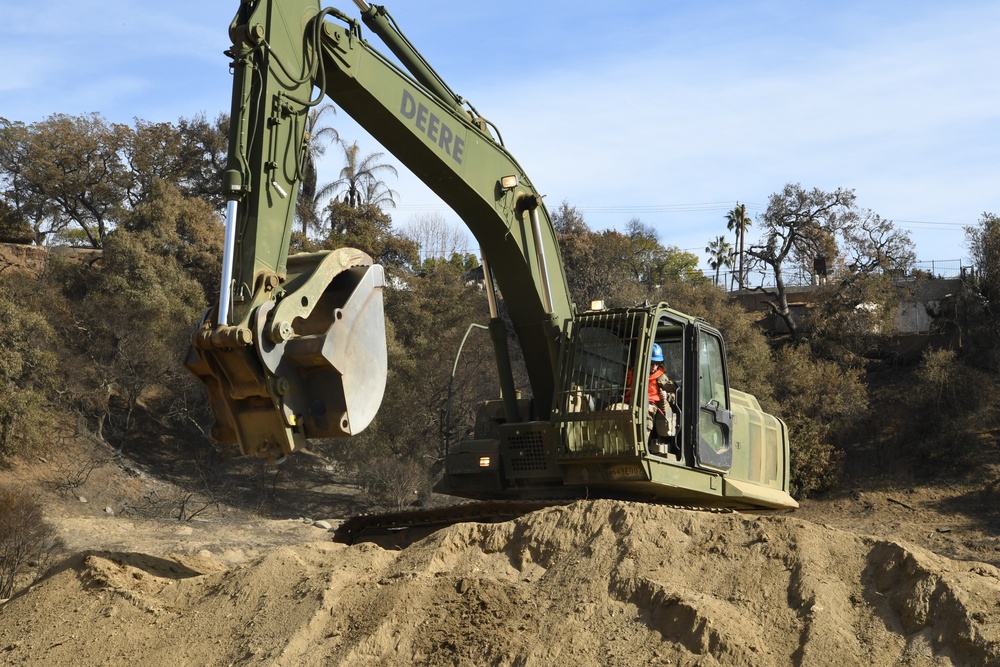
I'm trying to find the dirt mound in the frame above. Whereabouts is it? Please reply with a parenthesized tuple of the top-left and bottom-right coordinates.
(1, 500, 998, 666)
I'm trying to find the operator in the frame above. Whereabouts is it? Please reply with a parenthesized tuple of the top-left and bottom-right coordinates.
(625, 344, 675, 438)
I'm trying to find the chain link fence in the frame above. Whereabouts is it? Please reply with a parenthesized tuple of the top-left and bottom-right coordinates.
(705, 259, 966, 292)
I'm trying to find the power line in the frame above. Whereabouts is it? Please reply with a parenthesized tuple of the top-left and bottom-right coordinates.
(394, 203, 976, 233)
(893, 219, 971, 231)
(395, 201, 770, 214)
(577, 202, 766, 214)
(580, 204, 728, 213)
(893, 220, 969, 227)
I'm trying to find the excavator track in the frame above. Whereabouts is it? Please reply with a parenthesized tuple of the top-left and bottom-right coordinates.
(333, 499, 737, 547)
(333, 500, 573, 546)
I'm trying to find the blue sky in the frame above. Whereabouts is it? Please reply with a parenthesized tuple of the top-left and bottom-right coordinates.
(3, 0, 998, 268)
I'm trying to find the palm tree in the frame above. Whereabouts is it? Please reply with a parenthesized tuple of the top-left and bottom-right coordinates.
(725, 203, 751, 289)
(361, 173, 399, 210)
(297, 103, 339, 235)
(329, 139, 398, 209)
(706, 235, 733, 287)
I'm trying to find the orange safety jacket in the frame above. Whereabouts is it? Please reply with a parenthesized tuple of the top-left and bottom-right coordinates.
(625, 366, 668, 405)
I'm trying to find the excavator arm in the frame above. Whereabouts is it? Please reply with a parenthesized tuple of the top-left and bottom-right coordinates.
(187, 0, 575, 460)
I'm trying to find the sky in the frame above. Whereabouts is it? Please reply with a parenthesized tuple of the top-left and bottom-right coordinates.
(3, 0, 998, 270)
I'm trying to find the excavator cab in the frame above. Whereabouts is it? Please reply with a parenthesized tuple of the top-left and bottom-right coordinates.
(439, 303, 796, 509)
(554, 307, 694, 459)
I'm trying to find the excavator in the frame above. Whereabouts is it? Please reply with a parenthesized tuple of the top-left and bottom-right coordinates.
(185, 0, 798, 539)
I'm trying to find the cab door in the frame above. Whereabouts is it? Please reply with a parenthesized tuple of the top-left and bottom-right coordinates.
(693, 326, 733, 472)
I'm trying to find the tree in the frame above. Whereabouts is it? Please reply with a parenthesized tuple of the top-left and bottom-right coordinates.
(658, 246, 704, 284)
(0, 121, 38, 243)
(402, 212, 472, 267)
(705, 235, 733, 287)
(768, 344, 866, 496)
(321, 200, 418, 274)
(623, 218, 666, 287)
(966, 212, 1000, 293)
(746, 184, 859, 339)
(552, 202, 703, 307)
(904, 348, 998, 462)
(557, 224, 640, 306)
(83, 233, 205, 449)
(48, 186, 209, 449)
(174, 113, 229, 208)
(361, 172, 400, 210)
(0, 114, 132, 247)
(840, 210, 915, 276)
(124, 119, 191, 206)
(123, 114, 229, 210)
(725, 203, 751, 289)
(551, 199, 589, 236)
(119, 179, 224, 306)
(0, 113, 228, 247)
(296, 104, 339, 235)
(551, 202, 609, 304)
(807, 209, 916, 360)
(961, 212, 1000, 371)
(328, 139, 398, 210)
(0, 197, 33, 243)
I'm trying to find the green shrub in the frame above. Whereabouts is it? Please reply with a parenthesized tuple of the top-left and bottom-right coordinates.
(0, 487, 64, 598)
(0, 280, 57, 457)
(905, 348, 999, 462)
(771, 344, 867, 497)
(787, 419, 844, 498)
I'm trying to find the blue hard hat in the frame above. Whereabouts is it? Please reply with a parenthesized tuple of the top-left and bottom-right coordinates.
(651, 343, 664, 362)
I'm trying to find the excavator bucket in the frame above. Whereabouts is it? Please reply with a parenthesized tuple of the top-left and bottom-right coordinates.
(186, 248, 387, 462)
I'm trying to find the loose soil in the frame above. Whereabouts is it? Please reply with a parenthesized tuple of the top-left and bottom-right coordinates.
(1, 437, 999, 666)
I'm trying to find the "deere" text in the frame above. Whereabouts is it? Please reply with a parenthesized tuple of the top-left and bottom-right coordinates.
(400, 89, 465, 165)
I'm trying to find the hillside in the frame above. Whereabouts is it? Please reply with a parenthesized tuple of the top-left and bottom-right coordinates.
(2, 239, 999, 665)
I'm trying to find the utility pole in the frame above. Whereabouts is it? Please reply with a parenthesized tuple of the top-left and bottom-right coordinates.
(738, 202, 746, 290)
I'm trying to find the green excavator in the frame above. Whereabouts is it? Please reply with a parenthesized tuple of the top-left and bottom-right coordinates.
(185, 0, 798, 534)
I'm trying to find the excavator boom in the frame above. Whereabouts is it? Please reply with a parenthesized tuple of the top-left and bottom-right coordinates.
(187, 0, 576, 461)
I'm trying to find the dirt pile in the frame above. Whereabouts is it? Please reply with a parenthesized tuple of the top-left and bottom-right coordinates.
(1, 500, 998, 666)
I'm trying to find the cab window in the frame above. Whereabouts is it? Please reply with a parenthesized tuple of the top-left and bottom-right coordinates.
(698, 333, 728, 408)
